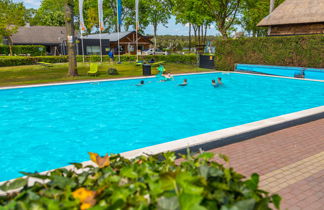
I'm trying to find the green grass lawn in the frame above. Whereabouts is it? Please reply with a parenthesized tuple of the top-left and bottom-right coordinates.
(0, 62, 212, 87)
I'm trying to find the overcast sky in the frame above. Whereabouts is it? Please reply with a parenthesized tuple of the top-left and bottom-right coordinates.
(15, 0, 219, 36)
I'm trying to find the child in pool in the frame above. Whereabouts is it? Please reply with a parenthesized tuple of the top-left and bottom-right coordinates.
(136, 80, 144, 86)
(212, 79, 218, 88)
(179, 79, 188, 86)
(217, 77, 223, 85)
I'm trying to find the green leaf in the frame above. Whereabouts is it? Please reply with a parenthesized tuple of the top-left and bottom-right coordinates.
(224, 168, 232, 183)
(70, 162, 83, 170)
(157, 196, 179, 210)
(0, 178, 27, 191)
(271, 194, 281, 209)
(245, 173, 259, 190)
(120, 167, 138, 179)
(50, 175, 76, 189)
(20, 172, 49, 180)
(179, 193, 206, 210)
(197, 152, 214, 160)
(199, 165, 209, 179)
(230, 199, 255, 210)
(219, 154, 229, 163)
(208, 167, 224, 177)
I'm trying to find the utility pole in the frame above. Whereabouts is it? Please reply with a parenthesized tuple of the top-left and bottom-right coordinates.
(65, 0, 78, 76)
(268, 0, 275, 36)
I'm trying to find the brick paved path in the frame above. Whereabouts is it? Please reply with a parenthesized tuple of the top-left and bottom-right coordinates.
(207, 119, 324, 210)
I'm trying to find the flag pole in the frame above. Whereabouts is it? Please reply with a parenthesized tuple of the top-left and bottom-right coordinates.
(117, 0, 121, 63)
(79, 0, 86, 63)
(81, 33, 85, 63)
(99, 31, 103, 63)
(98, 0, 103, 63)
(135, 0, 139, 61)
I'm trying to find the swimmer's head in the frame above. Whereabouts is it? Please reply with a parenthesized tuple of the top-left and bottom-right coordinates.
(140, 80, 144, 84)
(218, 77, 222, 81)
(212, 80, 215, 83)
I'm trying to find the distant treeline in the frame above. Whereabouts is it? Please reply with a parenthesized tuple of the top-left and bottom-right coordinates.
(155, 35, 220, 50)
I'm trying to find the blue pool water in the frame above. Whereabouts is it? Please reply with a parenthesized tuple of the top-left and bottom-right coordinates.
(0, 73, 323, 181)
(236, 64, 324, 80)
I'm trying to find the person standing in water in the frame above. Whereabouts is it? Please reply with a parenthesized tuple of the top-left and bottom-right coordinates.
(217, 77, 223, 85)
(212, 79, 218, 88)
(179, 79, 188, 86)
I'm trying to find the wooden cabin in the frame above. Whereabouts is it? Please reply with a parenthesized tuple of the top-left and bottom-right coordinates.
(84, 31, 153, 55)
(257, 0, 324, 36)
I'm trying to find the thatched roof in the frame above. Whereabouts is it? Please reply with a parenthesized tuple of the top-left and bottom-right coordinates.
(258, 0, 324, 27)
(11, 26, 66, 45)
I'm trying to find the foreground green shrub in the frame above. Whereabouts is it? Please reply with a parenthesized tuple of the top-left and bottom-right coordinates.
(214, 35, 324, 71)
(0, 45, 46, 56)
(0, 152, 280, 209)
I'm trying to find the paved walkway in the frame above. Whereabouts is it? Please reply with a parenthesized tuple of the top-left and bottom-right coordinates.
(207, 119, 324, 210)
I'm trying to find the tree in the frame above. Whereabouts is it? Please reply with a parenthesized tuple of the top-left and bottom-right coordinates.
(240, 0, 284, 37)
(65, 0, 78, 76)
(0, 0, 26, 55)
(144, 0, 172, 50)
(31, 0, 65, 26)
(203, 0, 241, 39)
(173, 0, 213, 49)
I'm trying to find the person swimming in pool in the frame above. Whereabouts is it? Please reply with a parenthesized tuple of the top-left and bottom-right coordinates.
(217, 77, 223, 85)
(136, 80, 144, 86)
(179, 79, 188, 86)
(212, 79, 218, 88)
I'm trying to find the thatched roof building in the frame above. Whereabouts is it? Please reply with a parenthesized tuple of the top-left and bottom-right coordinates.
(257, 0, 324, 36)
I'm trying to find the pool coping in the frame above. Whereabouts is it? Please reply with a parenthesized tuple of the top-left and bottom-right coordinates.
(0, 71, 323, 194)
(0, 70, 322, 91)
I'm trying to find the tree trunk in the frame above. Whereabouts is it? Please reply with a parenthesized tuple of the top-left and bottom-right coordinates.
(153, 23, 157, 50)
(65, 0, 78, 77)
(268, 0, 275, 35)
(204, 24, 208, 44)
(197, 26, 200, 45)
(8, 36, 13, 56)
(189, 23, 191, 52)
(193, 25, 197, 45)
(218, 25, 228, 39)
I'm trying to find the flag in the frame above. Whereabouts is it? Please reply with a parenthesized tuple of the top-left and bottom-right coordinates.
(135, 0, 139, 31)
(98, 0, 104, 31)
(79, 0, 86, 33)
(117, 0, 122, 26)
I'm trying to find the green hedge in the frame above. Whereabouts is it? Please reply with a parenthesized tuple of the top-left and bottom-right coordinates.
(0, 152, 281, 209)
(0, 54, 197, 67)
(0, 45, 46, 56)
(214, 35, 324, 71)
(77, 54, 197, 64)
(0, 56, 68, 67)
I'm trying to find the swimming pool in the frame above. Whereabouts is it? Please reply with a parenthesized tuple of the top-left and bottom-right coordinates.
(235, 64, 324, 80)
(0, 73, 323, 181)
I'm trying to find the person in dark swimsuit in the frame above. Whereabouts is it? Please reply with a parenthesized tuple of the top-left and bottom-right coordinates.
(136, 80, 144, 86)
(179, 79, 188, 86)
